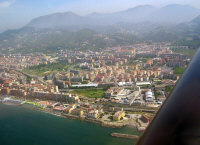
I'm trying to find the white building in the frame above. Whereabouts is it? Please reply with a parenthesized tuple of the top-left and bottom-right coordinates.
(136, 82, 151, 86)
(72, 83, 98, 88)
(88, 110, 99, 119)
(145, 91, 153, 102)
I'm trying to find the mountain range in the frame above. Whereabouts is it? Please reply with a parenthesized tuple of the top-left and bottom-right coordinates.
(1, 4, 200, 53)
(27, 4, 200, 29)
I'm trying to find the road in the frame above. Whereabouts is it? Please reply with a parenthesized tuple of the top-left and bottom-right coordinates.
(14, 69, 48, 85)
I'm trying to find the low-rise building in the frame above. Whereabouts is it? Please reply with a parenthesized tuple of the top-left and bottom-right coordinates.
(53, 106, 65, 112)
(88, 110, 99, 119)
(71, 109, 84, 117)
(113, 111, 125, 121)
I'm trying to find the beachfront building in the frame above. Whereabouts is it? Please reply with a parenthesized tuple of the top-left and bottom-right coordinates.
(53, 106, 65, 112)
(113, 111, 125, 121)
(87, 110, 99, 119)
(71, 109, 84, 117)
(64, 106, 74, 113)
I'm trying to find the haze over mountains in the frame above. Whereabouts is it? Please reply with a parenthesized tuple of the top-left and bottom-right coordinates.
(27, 4, 200, 29)
(1, 4, 200, 53)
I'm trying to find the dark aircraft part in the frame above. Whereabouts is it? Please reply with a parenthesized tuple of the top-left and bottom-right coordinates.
(135, 49, 200, 145)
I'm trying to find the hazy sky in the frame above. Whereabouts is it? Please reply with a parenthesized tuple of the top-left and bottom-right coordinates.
(0, 0, 200, 32)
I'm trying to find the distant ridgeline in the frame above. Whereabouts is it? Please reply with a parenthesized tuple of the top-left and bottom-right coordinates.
(0, 4, 200, 53)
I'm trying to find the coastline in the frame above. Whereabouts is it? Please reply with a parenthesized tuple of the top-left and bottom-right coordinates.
(0, 95, 143, 130)
(0, 102, 141, 145)
(0, 95, 143, 141)
(0, 98, 128, 129)
(32, 106, 127, 129)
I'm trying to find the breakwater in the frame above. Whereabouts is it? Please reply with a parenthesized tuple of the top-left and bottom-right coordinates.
(111, 133, 139, 140)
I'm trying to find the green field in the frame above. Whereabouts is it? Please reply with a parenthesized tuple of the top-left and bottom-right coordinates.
(173, 48, 198, 56)
(174, 67, 186, 76)
(23, 62, 71, 76)
(71, 89, 105, 98)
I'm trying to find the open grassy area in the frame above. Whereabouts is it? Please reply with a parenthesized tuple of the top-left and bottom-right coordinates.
(23, 62, 71, 76)
(71, 89, 105, 98)
(173, 48, 198, 56)
(174, 67, 186, 76)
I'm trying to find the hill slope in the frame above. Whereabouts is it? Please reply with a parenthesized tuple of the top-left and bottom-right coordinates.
(0, 4, 200, 53)
(27, 4, 200, 29)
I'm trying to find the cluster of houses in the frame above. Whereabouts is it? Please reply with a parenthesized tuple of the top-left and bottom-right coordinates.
(37, 101, 102, 119)
(0, 71, 80, 103)
(0, 53, 53, 70)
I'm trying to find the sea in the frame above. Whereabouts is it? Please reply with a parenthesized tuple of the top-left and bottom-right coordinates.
(0, 103, 141, 145)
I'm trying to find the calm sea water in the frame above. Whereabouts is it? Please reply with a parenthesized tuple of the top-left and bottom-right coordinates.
(0, 103, 141, 145)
